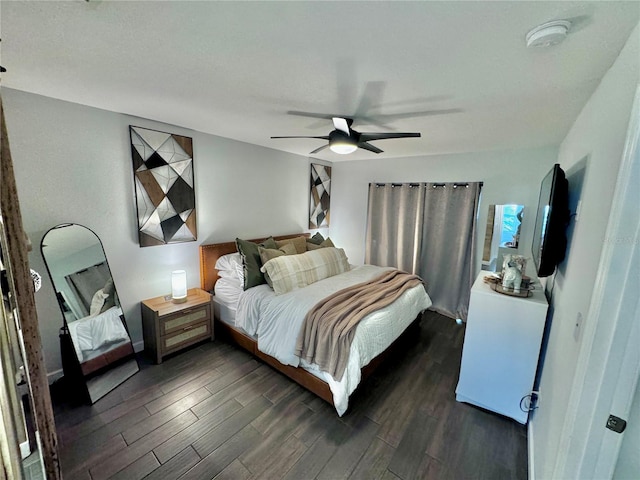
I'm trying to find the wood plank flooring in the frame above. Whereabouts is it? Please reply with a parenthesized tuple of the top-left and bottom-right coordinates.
(51, 311, 528, 480)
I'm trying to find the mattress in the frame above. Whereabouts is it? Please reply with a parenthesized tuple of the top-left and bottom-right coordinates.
(213, 265, 432, 415)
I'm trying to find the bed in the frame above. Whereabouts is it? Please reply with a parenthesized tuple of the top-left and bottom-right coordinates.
(199, 233, 432, 415)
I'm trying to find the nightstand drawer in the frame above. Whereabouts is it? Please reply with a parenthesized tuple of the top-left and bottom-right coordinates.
(161, 305, 209, 336)
(161, 321, 211, 355)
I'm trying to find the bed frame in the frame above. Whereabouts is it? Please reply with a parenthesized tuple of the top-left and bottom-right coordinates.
(199, 233, 419, 407)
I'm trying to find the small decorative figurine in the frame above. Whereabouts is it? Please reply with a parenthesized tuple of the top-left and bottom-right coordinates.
(502, 254, 524, 294)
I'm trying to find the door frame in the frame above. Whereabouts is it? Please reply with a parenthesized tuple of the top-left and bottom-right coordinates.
(554, 85, 640, 478)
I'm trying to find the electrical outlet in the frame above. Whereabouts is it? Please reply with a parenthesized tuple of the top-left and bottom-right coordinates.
(574, 312, 583, 341)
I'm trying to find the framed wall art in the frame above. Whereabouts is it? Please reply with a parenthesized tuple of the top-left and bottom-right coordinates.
(129, 126, 197, 247)
(309, 163, 331, 229)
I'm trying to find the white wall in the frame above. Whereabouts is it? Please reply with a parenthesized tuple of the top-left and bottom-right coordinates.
(3, 88, 312, 376)
(329, 146, 559, 276)
(530, 23, 639, 480)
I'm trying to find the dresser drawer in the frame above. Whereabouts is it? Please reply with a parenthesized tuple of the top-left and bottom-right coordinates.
(161, 320, 211, 355)
(160, 304, 210, 336)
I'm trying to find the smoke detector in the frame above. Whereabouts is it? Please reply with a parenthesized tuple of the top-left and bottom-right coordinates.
(526, 20, 571, 48)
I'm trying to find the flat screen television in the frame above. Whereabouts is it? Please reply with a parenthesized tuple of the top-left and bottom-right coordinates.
(532, 164, 570, 277)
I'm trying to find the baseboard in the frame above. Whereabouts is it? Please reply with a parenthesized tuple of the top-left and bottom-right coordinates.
(133, 340, 144, 353)
(528, 421, 536, 480)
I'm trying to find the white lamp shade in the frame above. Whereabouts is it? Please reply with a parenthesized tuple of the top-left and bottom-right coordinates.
(171, 270, 188, 302)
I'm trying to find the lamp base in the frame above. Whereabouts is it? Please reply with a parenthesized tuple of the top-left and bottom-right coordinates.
(171, 296, 187, 304)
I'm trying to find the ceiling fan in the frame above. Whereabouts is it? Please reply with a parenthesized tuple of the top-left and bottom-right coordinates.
(271, 117, 421, 155)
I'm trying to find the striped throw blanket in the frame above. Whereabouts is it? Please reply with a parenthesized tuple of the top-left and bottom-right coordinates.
(294, 269, 424, 381)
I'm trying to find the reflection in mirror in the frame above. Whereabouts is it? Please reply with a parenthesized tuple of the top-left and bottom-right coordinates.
(41, 224, 138, 404)
(482, 205, 524, 271)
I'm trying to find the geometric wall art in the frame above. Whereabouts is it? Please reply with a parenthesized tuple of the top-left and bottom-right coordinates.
(129, 126, 197, 247)
(309, 163, 331, 229)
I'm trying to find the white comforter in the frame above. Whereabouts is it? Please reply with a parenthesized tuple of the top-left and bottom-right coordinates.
(235, 265, 432, 415)
(67, 307, 129, 362)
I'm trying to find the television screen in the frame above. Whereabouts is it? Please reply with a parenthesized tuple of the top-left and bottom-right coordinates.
(532, 164, 569, 277)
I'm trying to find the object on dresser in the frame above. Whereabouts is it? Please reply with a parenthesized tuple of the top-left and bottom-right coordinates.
(41, 223, 139, 404)
(501, 254, 527, 294)
(491, 282, 532, 298)
(200, 233, 433, 416)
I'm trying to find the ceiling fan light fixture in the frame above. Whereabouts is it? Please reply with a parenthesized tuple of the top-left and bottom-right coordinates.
(329, 130, 358, 154)
(330, 142, 358, 155)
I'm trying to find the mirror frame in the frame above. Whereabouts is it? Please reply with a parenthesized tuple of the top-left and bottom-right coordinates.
(483, 204, 525, 271)
(40, 223, 139, 404)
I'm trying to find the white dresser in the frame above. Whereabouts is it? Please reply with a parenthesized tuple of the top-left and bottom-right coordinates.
(455, 271, 548, 424)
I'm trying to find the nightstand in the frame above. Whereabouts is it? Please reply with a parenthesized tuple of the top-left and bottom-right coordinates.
(141, 288, 214, 364)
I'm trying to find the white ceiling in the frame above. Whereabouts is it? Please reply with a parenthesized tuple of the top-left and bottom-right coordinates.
(1, 1, 639, 161)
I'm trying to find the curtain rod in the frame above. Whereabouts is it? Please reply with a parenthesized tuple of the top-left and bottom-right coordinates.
(371, 182, 483, 188)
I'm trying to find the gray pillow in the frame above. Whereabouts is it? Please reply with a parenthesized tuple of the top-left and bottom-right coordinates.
(236, 237, 277, 290)
(258, 243, 297, 287)
(306, 237, 335, 251)
(307, 232, 325, 245)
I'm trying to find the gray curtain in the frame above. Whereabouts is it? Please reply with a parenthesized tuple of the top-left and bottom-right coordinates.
(64, 262, 110, 317)
(365, 182, 481, 320)
(365, 183, 425, 273)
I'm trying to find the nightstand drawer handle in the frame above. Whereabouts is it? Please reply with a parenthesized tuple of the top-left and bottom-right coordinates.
(183, 325, 193, 331)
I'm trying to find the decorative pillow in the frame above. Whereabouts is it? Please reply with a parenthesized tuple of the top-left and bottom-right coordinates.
(258, 243, 297, 287)
(258, 243, 297, 264)
(236, 237, 278, 290)
(306, 237, 336, 251)
(307, 232, 325, 245)
(100, 278, 117, 313)
(89, 289, 109, 316)
(260, 247, 351, 295)
(275, 236, 307, 254)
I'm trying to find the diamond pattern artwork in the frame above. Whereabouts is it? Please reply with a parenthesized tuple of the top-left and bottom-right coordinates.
(309, 163, 331, 229)
(130, 126, 197, 247)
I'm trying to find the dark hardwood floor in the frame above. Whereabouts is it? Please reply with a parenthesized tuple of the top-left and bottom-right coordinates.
(51, 311, 528, 480)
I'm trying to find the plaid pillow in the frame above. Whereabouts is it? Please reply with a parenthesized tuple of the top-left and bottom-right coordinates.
(260, 247, 350, 295)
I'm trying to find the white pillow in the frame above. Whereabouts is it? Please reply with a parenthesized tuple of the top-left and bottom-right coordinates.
(89, 289, 109, 316)
(260, 247, 351, 295)
(215, 252, 244, 283)
(214, 277, 243, 305)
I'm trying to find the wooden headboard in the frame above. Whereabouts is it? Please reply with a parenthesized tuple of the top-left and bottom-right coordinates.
(199, 233, 310, 293)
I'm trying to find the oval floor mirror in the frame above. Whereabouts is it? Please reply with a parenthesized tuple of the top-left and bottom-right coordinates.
(41, 224, 139, 404)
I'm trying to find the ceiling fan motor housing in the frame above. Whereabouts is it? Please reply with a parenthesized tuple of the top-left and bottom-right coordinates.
(329, 129, 356, 144)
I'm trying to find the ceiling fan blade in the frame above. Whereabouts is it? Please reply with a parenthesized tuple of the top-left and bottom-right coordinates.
(373, 108, 463, 121)
(309, 144, 330, 154)
(332, 117, 351, 134)
(270, 135, 330, 140)
(357, 142, 384, 154)
(359, 132, 421, 142)
(354, 81, 386, 118)
(286, 111, 335, 120)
